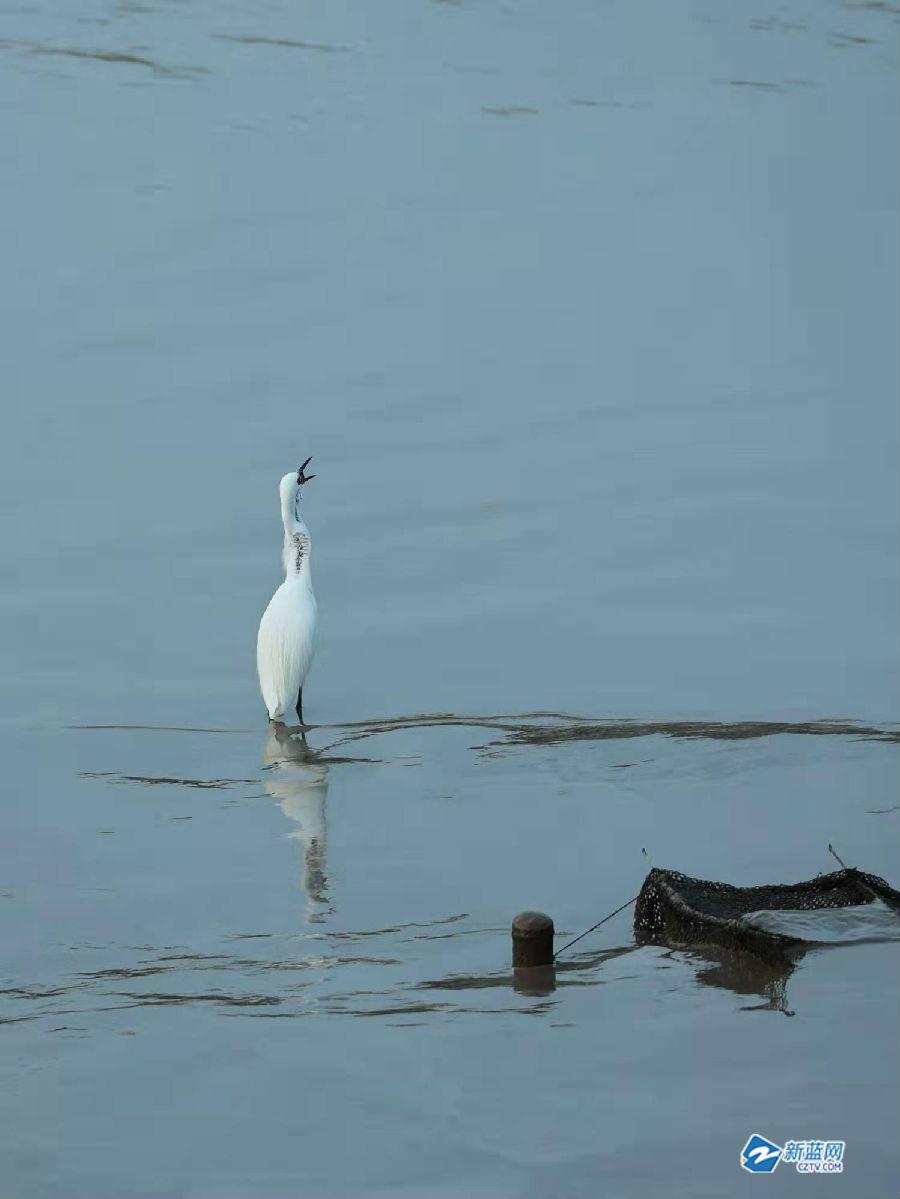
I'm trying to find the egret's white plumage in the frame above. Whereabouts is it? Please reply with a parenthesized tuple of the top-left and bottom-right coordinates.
(257, 466, 318, 722)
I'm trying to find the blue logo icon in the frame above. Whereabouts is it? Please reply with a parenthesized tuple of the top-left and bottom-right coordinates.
(741, 1134, 784, 1174)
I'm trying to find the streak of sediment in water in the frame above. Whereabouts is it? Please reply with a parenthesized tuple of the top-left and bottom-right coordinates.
(71, 713, 900, 750)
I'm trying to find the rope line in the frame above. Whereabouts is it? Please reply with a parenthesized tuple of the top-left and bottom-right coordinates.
(553, 893, 639, 960)
(827, 842, 848, 870)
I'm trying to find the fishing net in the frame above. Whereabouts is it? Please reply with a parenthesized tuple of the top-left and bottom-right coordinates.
(634, 867, 900, 963)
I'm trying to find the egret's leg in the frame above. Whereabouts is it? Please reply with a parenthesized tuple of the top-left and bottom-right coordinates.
(296, 687, 304, 725)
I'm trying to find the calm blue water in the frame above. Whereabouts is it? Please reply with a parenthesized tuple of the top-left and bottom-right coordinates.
(1, 1, 898, 1195)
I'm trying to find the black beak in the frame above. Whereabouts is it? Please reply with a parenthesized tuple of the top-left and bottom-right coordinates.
(297, 457, 316, 485)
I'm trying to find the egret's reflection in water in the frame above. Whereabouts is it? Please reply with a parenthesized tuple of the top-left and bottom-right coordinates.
(263, 724, 332, 921)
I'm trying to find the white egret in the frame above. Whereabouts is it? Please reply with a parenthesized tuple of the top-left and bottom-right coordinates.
(257, 459, 318, 724)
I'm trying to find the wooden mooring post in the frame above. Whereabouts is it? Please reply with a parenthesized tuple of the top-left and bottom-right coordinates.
(511, 911, 556, 994)
(511, 911, 554, 966)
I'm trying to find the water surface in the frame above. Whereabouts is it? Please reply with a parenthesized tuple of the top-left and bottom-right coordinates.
(1, 0, 898, 1195)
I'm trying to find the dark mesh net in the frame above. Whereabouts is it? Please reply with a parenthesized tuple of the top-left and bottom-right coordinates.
(634, 867, 900, 964)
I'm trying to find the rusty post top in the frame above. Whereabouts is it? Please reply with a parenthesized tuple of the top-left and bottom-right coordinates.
(512, 911, 554, 938)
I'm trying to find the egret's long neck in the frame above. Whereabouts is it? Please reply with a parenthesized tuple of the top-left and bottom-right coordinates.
(281, 498, 312, 581)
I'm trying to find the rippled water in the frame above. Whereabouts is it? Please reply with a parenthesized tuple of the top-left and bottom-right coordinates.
(2, 0, 898, 1195)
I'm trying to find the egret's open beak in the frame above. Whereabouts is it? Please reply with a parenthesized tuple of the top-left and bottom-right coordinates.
(297, 457, 316, 485)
